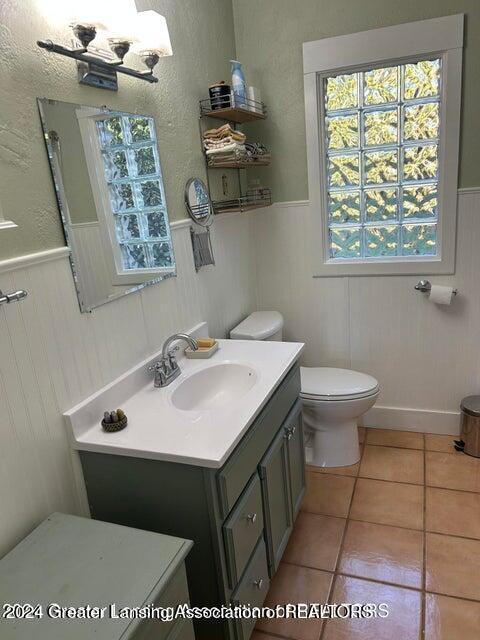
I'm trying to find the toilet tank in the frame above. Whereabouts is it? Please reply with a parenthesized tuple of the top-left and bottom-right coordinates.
(230, 311, 284, 341)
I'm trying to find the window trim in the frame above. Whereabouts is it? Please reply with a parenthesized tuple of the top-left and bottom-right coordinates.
(303, 14, 463, 276)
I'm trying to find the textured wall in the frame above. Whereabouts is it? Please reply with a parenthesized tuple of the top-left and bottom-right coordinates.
(232, 0, 480, 202)
(0, 0, 236, 258)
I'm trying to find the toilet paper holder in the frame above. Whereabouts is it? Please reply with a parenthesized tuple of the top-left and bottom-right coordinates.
(414, 280, 457, 296)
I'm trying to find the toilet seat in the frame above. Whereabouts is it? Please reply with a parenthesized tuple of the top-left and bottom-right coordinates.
(300, 367, 379, 402)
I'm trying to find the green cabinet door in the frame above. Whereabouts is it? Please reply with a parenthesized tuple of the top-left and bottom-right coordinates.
(259, 424, 293, 575)
(285, 400, 306, 518)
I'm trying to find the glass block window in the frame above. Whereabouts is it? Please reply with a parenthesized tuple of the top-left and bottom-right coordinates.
(96, 115, 174, 271)
(323, 58, 441, 260)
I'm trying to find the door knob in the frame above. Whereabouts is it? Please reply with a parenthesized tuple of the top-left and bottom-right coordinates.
(253, 578, 263, 590)
(246, 512, 257, 524)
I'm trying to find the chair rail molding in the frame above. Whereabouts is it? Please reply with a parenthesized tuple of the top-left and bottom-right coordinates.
(0, 247, 71, 274)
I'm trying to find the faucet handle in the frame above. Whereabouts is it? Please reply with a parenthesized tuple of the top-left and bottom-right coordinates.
(168, 346, 179, 370)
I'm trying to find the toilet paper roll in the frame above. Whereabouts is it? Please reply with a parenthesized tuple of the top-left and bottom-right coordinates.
(428, 284, 455, 305)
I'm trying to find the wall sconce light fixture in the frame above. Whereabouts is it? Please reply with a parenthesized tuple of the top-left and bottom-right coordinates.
(36, 4, 173, 91)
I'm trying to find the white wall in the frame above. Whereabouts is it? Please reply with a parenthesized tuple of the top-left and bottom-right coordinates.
(0, 213, 256, 557)
(253, 190, 480, 434)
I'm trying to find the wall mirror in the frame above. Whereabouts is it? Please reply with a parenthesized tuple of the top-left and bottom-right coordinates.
(37, 98, 176, 312)
(184, 177, 213, 227)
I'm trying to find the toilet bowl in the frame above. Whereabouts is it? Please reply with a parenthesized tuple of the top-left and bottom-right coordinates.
(301, 367, 379, 467)
(230, 312, 380, 468)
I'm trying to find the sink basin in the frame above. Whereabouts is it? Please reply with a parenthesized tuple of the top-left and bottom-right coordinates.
(171, 362, 257, 411)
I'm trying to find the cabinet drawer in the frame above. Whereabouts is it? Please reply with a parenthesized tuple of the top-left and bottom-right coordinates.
(223, 473, 264, 588)
(217, 364, 301, 517)
(231, 538, 270, 640)
(131, 564, 190, 640)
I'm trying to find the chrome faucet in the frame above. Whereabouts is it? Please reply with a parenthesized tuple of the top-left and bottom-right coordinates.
(148, 333, 199, 388)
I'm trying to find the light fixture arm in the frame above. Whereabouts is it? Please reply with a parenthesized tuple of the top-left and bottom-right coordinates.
(37, 39, 158, 85)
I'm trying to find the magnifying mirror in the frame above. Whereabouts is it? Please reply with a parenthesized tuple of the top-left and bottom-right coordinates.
(184, 178, 213, 227)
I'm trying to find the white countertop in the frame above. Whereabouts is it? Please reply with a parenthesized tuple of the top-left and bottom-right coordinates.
(64, 338, 304, 468)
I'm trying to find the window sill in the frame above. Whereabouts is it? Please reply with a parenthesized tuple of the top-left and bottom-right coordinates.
(313, 255, 455, 277)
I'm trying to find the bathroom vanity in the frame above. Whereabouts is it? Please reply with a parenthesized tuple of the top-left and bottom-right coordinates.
(65, 331, 305, 640)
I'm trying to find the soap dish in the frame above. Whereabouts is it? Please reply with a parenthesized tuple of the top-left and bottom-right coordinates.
(102, 415, 128, 433)
(185, 342, 219, 359)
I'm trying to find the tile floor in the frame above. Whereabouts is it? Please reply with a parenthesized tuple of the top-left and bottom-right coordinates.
(253, 427, 480, 640)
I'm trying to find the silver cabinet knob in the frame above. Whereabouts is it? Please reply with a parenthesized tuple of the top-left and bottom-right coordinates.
(253, 578, 264, 590)
(246, 512, 257, 524)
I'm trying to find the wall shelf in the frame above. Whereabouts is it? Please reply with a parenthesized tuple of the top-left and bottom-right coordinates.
(207, 156, 271, 169)
(199, 97, 267, 123)
(199, 96, 271, 213)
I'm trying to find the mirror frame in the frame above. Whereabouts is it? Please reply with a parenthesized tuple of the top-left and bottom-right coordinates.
(184, 177, 213, 227)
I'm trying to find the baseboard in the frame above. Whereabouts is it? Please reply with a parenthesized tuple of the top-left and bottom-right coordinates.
(362, 405, 460, 435)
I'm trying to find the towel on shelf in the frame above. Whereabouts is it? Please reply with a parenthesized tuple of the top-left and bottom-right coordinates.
(205, 142, 246, 156)
(204, 136, 246, 149)
(203, 123, 246, 143)
(245, 142, 269, 156)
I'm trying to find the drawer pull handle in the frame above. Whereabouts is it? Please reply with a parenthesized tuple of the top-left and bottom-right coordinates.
(246, 512, 257, 524)
(253, 578, 264, 590)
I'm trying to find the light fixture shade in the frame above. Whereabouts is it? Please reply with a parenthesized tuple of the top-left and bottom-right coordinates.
(40, 0, 136, 31)
(132, 11, 173, 57)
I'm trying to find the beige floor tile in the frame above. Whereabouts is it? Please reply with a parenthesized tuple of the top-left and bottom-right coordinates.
(358, 426, 365, 444)
(307, 461, 359, 477)
(302, 471, 355, 518)
(350, 478, 424, 530)
(359, 445, 424, 484)
(366, 428, 424, 450)
(426, 487, 480, 539)
(283, 512, 345, 571)
(251, 633, 283, 640)
(425, 434, 458, 453)
(338, 520, 423, 588)
(425, 593, 480, 640)
(426, 533, 480, 601)
(256, 562, 332, 640)
(323, 575, 422, 640)
(426, 451, 480, 492)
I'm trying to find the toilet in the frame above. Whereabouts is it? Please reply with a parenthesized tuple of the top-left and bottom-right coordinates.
(230, 311, 379, 467)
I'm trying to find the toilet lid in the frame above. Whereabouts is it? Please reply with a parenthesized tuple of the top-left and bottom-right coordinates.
(230, 311, 284, 340)
(300, 367, 379, 401)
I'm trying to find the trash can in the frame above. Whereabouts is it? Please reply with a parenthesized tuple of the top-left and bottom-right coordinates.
(460, 396, 480, 458)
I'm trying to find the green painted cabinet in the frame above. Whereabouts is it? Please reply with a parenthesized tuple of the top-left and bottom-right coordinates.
(259, 400, 304, 576)
(0, 513, 193, 640)
(286, 402, 306, 519)
(259, 422, 293, 575)
(80, 363, 305, 640)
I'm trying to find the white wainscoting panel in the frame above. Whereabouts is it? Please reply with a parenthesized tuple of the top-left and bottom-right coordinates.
(0, 212, 256, 557)
(253, 192, 480, 435)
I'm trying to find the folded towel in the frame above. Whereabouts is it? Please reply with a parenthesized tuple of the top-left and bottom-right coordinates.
(203, 123, 246, 143)
(204, 136, 240, 146)
(206, 142, 246, 156)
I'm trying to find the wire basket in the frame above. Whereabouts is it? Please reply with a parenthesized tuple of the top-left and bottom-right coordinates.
(213, 188, 272, 215)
